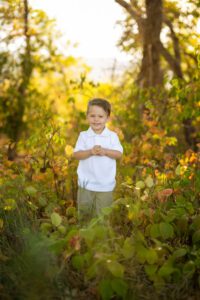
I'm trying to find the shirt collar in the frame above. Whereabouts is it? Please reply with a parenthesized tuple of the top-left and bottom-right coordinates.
(87, 126, 110, 137)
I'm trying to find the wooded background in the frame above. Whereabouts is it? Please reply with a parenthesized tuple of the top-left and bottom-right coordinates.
(0, 1, 200, 299)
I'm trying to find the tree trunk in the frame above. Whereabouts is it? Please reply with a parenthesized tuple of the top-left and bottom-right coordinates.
(182, 119, 198, 152)
(138, 0, 163, 87)
(7, 0, 33, 160)
(115, 0, 197, 151)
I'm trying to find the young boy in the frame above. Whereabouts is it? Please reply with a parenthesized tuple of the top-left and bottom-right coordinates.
(73, 98, 123, 221)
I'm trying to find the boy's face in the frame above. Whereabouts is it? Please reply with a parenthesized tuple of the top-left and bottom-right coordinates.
(87, 105, 109, 134)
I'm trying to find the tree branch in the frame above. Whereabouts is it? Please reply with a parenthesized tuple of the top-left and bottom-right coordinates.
(163, 17, 181, 64)
(115, 0, 144, 32)
(159, 41, 183, 78)
(183, 50, 197, 64)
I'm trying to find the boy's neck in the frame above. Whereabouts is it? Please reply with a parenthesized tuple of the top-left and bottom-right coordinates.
(91, 126, 106, 134)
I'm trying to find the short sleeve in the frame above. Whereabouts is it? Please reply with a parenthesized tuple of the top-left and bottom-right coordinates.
(110, 133, 123, 153)
(74, 132, 86, 152)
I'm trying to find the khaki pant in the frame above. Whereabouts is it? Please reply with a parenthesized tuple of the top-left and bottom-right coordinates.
(77, 187, 113, 222)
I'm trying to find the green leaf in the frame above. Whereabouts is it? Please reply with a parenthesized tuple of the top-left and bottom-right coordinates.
(38, 197, 47, 207)
(25, 186, 37, 196)
(95, 225, 108, 239)
(176, 216, 188, 233)
(136, 181, 145, 189)
(171, 78, 179, 88)
(66, 206, 76, 217)
(135, 230, 146, 244)
(163, 209, 177, 222)
(192, 230, 200, 243)
(183, 261, 195, 275)
(145, 176, 154, 188)
(66, 229, 79, 241)
(80, 228, 96, 246)
(58, 225, 67, 234)
(145, 100, 154, 110)
(159, 222, 174, 239)
(146, 248, 158, 264)
(51, 212, 62, 227)
(107, 261, 124, 278)
(158, 261, 175, 278)
(191, 215, 200, 230)
(4, 198, 17, 210)
(175, 165, 181, 176)
(111, 278, 128, 298)
(145, 265, 158, 277)
(150, 224, 160, 238)
(40, 222, 52, 232)
(173, 248, 187, 259)
(86, 263, 98, 279)
(135, 244, 148, 263)
(99, 279, 113, 300)
(27, 201, 38, 211)
(101, 206, 113, 216)
(49, 239, 68, 254)
(72, 255, 85, 270)
(121, 238, 134, 259)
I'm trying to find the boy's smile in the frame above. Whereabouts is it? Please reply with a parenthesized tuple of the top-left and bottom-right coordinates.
(87, 105, 109, 134)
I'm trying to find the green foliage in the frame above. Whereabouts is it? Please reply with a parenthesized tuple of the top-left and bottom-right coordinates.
(0, 1, 200, 299)
(1, 112, 200, 300)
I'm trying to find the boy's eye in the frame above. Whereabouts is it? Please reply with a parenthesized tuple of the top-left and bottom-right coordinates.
(90, 115, 103, 118)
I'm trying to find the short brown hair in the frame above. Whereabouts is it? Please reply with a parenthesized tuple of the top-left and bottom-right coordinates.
(87, 98, 111, 116)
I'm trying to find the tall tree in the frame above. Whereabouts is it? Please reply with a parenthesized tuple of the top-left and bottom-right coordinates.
(0, 0, 33, 158)
(115, 0, 163, 87)
(0, 0, 63, 159)
(115, 0, 199, 82)
(115, 0, 199, 150)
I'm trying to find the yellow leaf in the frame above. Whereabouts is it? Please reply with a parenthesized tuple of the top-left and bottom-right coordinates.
(0, 218, 3, 229)
(65, 145, 74, 157)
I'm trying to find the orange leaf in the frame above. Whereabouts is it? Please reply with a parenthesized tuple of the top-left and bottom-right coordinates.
(157, 189, 173, 202)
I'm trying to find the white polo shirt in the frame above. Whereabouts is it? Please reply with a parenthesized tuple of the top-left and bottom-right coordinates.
(74, 127, 123, 192)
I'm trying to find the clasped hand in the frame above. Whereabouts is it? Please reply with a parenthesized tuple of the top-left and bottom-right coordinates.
(91, 145, 107, 156)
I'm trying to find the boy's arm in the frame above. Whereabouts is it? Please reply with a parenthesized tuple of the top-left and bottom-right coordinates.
(99, 148, 122, 159)
(98, 133, 123, 159)
(73, 150, 92, 160)
(73, 146, 101, 160)
(74, 147, 122, 160)
(73, 132, 92, 160)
